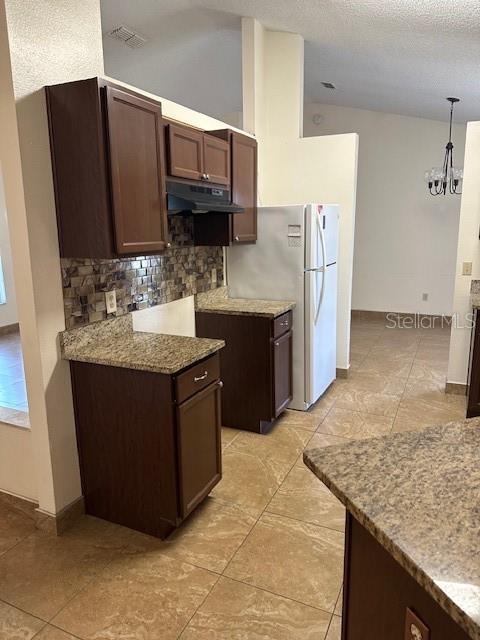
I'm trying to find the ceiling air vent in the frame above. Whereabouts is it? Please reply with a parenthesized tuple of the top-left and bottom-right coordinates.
(108, 25, 147, 49)
(321, 82, 336, 90)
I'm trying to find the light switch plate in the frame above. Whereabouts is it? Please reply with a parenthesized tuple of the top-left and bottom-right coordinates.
(105, 290, 117, 314)
(462, 262, 473, 276)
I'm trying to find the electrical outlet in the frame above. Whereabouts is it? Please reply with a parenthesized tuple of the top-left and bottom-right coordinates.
(105, 290, 117, 314)
(462, 261, 473, 276)
(211, 268, 217, 285)
(422, 293, 428, 302)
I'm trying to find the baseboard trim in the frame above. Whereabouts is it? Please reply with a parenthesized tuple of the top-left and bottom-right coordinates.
(336, 367, 349, 379)
(445, 382, 467, 396)
(35, 496, 85, 535)
(0, 322, 19, 336)
(352, 310, 452, 324)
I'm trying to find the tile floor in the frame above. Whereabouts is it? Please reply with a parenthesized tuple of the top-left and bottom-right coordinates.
(0, 332, 29, 428)
(0, 318, 466, 639)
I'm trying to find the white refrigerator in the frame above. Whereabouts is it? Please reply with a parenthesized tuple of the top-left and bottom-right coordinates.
(227, 204, 339, 411)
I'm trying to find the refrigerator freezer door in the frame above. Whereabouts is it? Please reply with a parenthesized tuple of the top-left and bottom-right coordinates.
(305, 263, 337, 406)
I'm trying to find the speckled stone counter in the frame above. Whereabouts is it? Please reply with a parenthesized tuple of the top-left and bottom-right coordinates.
(304, 419, 480, 639)
(471, 280, 480, 309)
(196, 287, 295, 319)
(60, 314, 224, 374)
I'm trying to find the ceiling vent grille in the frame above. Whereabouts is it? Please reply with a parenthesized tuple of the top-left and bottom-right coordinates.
(108, 25, 147, 49)
(321, 82, 336, 90)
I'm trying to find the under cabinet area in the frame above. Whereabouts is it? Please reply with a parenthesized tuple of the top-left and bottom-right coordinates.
(70, 353, 222, 538)
(46, 78, 168, 258)
(195, 311, 292, 433)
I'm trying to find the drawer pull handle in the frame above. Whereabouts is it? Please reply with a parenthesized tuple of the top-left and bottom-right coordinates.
(194, 371, 208, 382)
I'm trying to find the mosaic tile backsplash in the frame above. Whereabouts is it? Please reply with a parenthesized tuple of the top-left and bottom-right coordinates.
(61, 216, 223, 328)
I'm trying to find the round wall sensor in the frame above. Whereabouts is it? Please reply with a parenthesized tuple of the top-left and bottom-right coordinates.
(312, 113, 324, 126)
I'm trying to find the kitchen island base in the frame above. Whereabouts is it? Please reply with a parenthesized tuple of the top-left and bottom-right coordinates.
(343, 514, 470, 640)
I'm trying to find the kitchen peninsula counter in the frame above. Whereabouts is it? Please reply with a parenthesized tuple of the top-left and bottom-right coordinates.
(60, 314, 224, 374)
(196, 286, 295, 319)
(304, 419, 480, 640)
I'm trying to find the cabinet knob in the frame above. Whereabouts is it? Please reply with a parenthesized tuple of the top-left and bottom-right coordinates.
(234, 236, 240, 242)
(274, 341, 279, 347)
(166, 242, 171, 248)
(206, 174, 210, 180)
(218, 380, 224, 388)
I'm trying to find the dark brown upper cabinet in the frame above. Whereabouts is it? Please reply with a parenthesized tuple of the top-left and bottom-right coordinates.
(46, 77, 168, 258)
(203, 134, 230, 185)
(167, 123, 204, 181)
(167, 124, 230, 186)
(231, 131, 257, 243)
(193, 129, 258, 246)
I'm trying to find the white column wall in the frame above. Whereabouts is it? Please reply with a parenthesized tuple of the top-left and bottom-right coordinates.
(447, 122, 480, 386)
(241, 18, 358, 372)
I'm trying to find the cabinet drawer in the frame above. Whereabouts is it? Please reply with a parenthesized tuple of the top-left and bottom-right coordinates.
(175, 353, 220, 403)
(273, 311, 292, 338)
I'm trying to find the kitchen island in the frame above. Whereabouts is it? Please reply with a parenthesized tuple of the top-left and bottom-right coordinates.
(304, 419, 480, 640)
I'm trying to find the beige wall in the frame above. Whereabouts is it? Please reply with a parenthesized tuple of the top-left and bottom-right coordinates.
(447, 121, 480, 386)
(241, 19, 358, 372)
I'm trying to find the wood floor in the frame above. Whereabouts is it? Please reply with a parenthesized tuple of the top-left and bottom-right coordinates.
(0, 318, 466, 639)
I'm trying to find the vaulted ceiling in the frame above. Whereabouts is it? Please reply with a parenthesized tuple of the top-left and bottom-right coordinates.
(101, 0, 480, 122)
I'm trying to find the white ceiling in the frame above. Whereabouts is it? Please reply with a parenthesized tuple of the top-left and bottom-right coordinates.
(100, 0, 480, 123)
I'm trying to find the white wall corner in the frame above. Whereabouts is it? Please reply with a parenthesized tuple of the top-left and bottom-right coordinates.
(447, 120, 480, 386)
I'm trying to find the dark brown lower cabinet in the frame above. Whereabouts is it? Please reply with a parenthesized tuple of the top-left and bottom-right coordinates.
(195, 311, 293, 433)
(343, 514, 470, 640)
(467, 308, 480, 417)
(70, 354, 222, 539)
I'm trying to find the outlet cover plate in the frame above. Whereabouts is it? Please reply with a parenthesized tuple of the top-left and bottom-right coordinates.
(105, 290, 117, 314)
(462, 262, 473, 276)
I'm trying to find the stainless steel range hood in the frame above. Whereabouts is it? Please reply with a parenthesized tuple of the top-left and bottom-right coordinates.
(166, 180, 244, 214)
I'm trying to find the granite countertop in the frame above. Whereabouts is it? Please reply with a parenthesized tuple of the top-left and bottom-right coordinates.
(196, 287, 295, 319)
(60, 314, 224, 375)
(304, 419, 480, 640)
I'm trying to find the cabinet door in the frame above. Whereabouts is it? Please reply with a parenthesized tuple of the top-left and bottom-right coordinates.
(105, 87, 168, 255)
(273, 330, 293, 417)
(168, 123, 204, 180)
(203, 134, 230, 185)
(231, 133, 257, 243)
(176, 381, 222, 519)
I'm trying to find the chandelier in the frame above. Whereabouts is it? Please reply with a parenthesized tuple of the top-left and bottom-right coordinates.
(425, 98, 463, 196)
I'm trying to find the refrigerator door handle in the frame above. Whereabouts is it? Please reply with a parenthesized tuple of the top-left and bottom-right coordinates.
(315, 214, 327, 324)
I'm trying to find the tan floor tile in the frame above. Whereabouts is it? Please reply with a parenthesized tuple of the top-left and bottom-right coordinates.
(221, 427, 240, 450)
(211, 448, 287, 518)
(357, 354, 413, 378)
(181, 576, 331, 639)
(308, 384, 342, 420)
(276, 409, 321, 432)
(52, 554, 217, 640)
(33, 627, 78, 640)
(266, 466, 345, 531)
(161, 497, 256, 573)
(0, 502, 36, 556)
(408, 360, 447, 385)
(326, 615, 342, 640)
(230, 425, 312, 468)
(344, 371, 406, 396)
(317, 408, 393, 440)
(225, 513, 344, 612)
(0, 531, 119, 620)
(295, 433, 349, 468)
(334, 388, 401, 417)
(0, 600, 45, 639)
(393, 393, 465, 432)
(335, 587, 343, 615)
